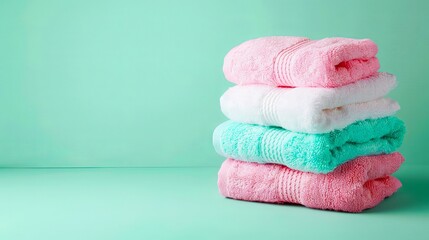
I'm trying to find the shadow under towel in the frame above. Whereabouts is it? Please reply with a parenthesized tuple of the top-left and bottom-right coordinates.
(213, 117, 405, 173)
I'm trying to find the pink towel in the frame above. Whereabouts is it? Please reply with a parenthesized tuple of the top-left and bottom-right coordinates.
(218, 153, 403, 212)
(223, 36, 379, 87)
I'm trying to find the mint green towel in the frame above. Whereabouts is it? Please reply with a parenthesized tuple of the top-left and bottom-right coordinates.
(213, 117, 405, 173)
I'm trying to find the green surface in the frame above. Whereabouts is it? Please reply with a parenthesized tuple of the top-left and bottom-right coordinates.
(0, 166, 427, 239)
(0, 0, 428, 167)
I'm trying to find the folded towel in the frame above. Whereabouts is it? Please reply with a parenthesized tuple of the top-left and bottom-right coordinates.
(213, 117, 404, 173)
(223, 36, 379, 87)
(221, 72, 399, 133)
(218, 153, 404, 212)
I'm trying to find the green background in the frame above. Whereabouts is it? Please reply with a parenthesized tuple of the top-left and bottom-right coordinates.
(1, 1, 428, 239)
(1, 0, 428, 167)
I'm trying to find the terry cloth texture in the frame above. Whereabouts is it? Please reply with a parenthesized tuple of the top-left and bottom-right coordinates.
(218, 153, 404, 212)
(220, 72, 399, 133)
(213, 117, 405, 173)
(223, 36, 379, 87)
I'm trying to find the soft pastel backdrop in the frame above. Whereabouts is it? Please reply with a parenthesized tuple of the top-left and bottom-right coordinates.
(1, 1, 428, 240)
(1, 0, 428, 167)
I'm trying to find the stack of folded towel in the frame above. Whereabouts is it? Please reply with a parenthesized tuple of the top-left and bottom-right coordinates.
(213, 36, 405, 212)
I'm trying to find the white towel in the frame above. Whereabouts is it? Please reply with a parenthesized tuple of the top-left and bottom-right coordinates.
(220, 72, 399, 133)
